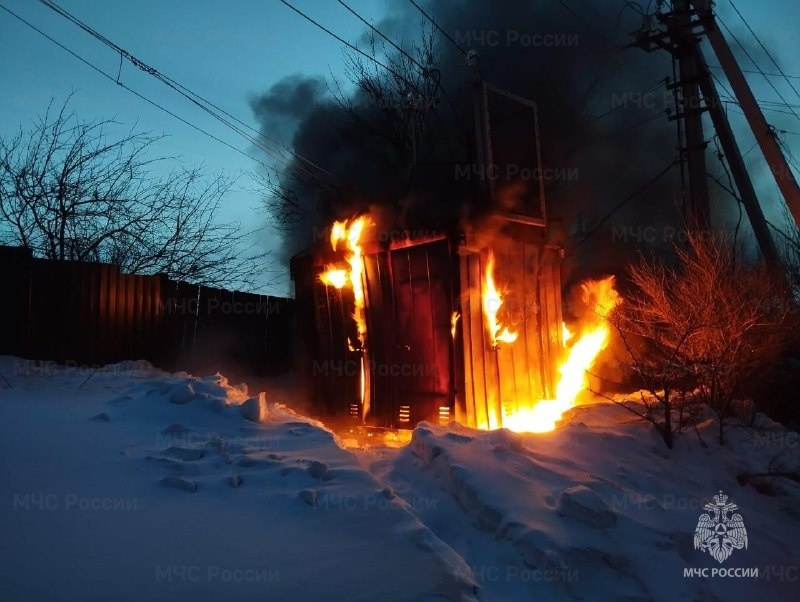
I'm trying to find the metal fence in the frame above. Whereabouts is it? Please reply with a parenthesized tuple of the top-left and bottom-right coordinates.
(0, 246, 293, 376)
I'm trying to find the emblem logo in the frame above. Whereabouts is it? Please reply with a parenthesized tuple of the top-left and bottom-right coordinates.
(693, 490, 748, 564)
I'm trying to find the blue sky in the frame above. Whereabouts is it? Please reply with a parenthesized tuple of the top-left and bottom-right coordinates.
(1, 0, 799, 294)
(0, 0, 389, 295)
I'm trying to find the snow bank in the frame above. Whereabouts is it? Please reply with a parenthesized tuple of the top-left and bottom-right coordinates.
(0, 357, 477, 602)
(370, 403, 799, 601)
(2, 355, 797, 601)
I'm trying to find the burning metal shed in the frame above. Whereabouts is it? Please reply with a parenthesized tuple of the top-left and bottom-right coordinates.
(290, 80, 622, 433)
(291, 213, 567, 431)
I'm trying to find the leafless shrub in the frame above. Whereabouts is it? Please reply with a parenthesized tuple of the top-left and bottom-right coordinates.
(610, 231, 797, 447)
(0, 95, 278, 291)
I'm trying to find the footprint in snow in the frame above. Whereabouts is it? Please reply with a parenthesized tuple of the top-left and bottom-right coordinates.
(160, 475, 198, 493)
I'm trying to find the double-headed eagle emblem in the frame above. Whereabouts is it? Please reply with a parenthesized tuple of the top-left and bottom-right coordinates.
(693, 490, 748, 564)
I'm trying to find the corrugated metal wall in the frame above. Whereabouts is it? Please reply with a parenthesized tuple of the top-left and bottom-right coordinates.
(456, 230, 563, 429)
(294, 226, 564, 430)
(0, 246, 292, 375)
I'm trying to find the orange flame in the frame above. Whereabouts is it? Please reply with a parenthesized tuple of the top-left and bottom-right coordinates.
(319, 216, 371, 411)
(502, 276, 620, 433)
(482, 250, 518, 347)
(562, 322, 572, 344)
(451, 312, 461, 340)
(319, 267, 348, 289)
(320, 217, 370, 347)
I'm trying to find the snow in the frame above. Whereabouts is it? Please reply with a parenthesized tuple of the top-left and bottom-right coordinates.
(1, 357, 798, 601)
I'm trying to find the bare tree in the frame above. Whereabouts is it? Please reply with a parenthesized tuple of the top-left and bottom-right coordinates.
(332, 27, 445, 168)
(0, 96, 277, 291)
(611, 231, 797, 447)
(262, 26, 447, 232)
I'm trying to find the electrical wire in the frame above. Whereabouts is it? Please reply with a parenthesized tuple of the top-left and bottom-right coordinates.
(582, 111, 666, 148)
(708, 64, 800, 81)
(337, 0, 425, 72)
(335, 0, 461, 122)
(584, 79, 667, 124)
(36, 0, 337, 188)
(728, 0, 800, 104)
(0, 2, 314, 186)
(279, 0, 422, 96)
(405, 0, 467, 56)
(571, 159, 679, 249)
(715, 13, 800, 124)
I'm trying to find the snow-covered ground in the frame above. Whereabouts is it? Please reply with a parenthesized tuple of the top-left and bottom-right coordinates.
(1, 357, 798, 601)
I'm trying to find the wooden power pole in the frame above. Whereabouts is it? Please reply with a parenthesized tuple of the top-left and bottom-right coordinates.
(635, 0, 800, 279)
(673, 0, 711, 230)
(636, 0, 711, 230)
(692, 0, 800, 232)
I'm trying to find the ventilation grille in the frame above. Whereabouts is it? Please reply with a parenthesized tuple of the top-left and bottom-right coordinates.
(398, 405, 411, 424)
(438, 406, 451, 425)
(349, 403, 360, 418)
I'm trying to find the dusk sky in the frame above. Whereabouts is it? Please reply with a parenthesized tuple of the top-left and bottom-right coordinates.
(2, 0, 799, 294)
(2, 6, 800, 601)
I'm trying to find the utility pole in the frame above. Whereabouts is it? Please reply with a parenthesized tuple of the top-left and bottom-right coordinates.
(635, 1, 711, 230)
(672, 0, 711, 230)
(695, 47, 783, 273)
(634, 0, 797, 287)
(692, 0, 800, 231)
(467, 50, 495, 207)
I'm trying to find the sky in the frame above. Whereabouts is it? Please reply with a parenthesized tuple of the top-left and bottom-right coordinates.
(1, 0, 799, 296)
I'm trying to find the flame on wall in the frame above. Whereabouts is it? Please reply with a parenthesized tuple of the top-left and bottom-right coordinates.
(501, 276, 621, 433)
(451, 312, 461, 340)
(320, 216, 370, 348)
(482, 250, 518, 347)
(319, 216, 371, 415)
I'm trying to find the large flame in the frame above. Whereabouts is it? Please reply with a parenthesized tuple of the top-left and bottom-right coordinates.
(502, 276, 621, 433)
(320, 216, 369, 347)
(319, 216, 371, 414)
(482, 251, 518, 346)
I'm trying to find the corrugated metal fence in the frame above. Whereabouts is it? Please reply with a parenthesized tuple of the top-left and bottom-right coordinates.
(0, 246, 292, 376)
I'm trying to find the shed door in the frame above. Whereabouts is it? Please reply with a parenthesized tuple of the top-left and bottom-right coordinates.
(389, 240, 454, 427)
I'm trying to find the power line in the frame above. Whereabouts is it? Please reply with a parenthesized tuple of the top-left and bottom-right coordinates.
(715, 13, 800, 124)
(279, 0, 421, 96)
(0, 2, 309, 185)
(742, 140, 759, 158)
(337, 0, 425, 72)
(776, 136, 800, 174)
(572, 158, 680, 249)
(723, 102, 800, 119)
(709, 134, 745, 245)
(335, 0, 461, 122)
(584, 79, 667, 124)
(727, 0, 800, 104)
(554, 0, 670, 87)
(708, 64, 800, 81)
(582, 110, 667, 148)
(36, 0, 337, 188)
(554, 0, 602, 34)
(405, 0, 467, 56)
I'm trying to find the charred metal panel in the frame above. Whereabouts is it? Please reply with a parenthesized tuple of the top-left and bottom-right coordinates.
(384, 239, 455, 427)
(292, 254, 361, 420)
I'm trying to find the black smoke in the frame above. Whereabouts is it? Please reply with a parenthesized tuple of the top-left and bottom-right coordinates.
(251, 0, 716, 281)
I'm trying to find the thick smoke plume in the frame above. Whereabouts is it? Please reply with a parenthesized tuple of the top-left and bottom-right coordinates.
(251, 1, 714, 284)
